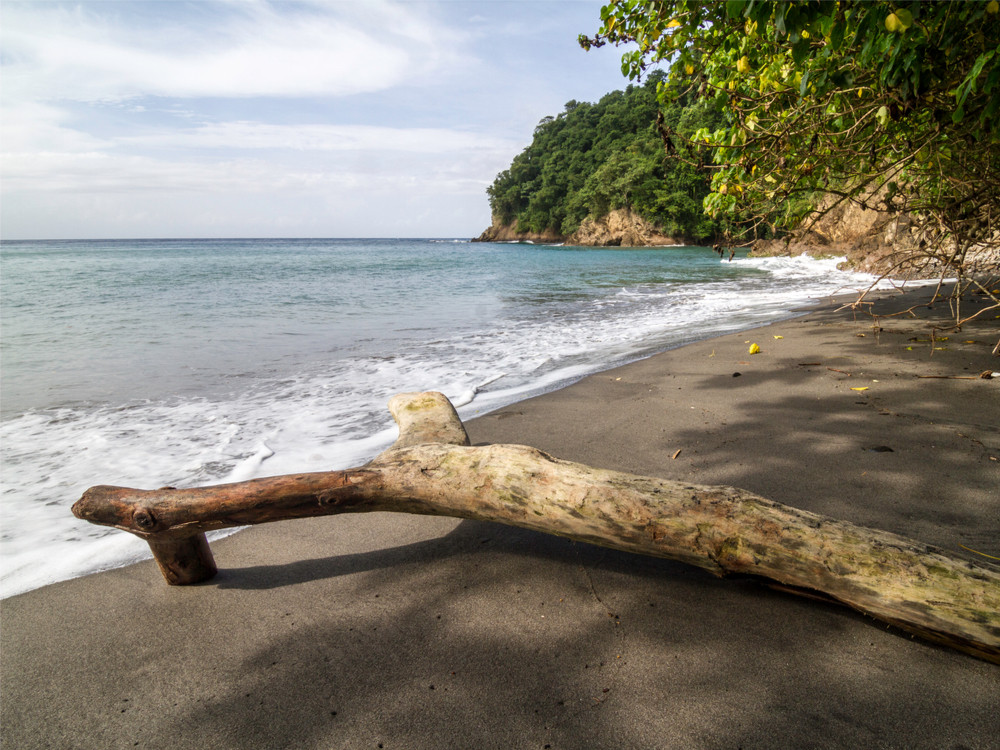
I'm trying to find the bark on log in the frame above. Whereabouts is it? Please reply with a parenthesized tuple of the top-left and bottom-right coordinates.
(72, 391, 1000, 664)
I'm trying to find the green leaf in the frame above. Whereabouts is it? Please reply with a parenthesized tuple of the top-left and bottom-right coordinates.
(966, 51, 996, 92)
(749, 3, 770, 28)
(830, 20, 845, 50)
(775, 5, 787, 35)
(725, 0, 747, 19)
(792, 38, 811, 66)
(818, 13, 835, 37)
(984, 93, 1000, 121)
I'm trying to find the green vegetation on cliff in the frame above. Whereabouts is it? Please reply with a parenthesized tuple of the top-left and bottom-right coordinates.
(584, 1, 1000, 278)
(486, 72, 728, 242)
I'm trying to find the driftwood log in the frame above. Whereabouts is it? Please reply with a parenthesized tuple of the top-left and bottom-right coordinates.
(73, 391, 1000, 664)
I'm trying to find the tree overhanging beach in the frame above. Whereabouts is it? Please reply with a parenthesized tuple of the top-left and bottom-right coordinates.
(582, 1, 1000, 283)
(481, 1, 999, 339)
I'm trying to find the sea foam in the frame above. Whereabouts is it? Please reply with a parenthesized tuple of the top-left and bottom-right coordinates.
(0, 240, 920, 598)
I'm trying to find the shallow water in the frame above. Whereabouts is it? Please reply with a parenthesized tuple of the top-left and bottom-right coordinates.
(0, 238, 897, 596)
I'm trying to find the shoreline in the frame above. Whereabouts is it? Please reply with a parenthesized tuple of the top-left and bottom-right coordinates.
(3, 283, 998, 748)
(0, 250, 899, 600)
(0, 296, 824, 600)
(468, 283, 998, 550)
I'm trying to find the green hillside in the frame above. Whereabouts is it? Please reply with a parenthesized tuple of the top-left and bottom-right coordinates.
(486, 72, 729, 242)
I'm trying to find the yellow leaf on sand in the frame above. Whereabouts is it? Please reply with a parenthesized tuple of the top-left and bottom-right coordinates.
(748, 343, 761, 354)
(850, 387, 869, 392)
(773, 335, 783, 339)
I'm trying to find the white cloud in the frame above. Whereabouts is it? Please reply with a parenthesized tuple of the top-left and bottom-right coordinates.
(0, 146, 498, 238)
(0, 1, 504, 215)
(0, 100, 516, 197)
(0, 146, 501, 195)
(1, 121, 512, 200)
(1, 0, 465, 102)
(0, 1, 626, 238)
(119, 121, 519, 154)
(0, 102, 109, 152)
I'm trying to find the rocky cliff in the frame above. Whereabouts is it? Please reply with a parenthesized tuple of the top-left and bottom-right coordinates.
(566, 209, 684, 247)
(750, 200, 1000, 279)
(473, 208, 684, 247)
(472, 218, 564, 244)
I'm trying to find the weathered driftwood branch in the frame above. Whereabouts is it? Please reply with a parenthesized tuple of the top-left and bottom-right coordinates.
(73, 392, 1000, 664)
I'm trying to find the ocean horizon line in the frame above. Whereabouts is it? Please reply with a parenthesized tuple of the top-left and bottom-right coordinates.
(2, 235, 480, 243)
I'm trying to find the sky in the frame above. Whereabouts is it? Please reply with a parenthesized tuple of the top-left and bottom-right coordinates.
(0, 0, 637, 239)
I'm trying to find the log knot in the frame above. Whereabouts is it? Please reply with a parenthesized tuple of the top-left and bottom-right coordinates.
(708, 535, 756, 575)
(133, 508, 157, 531)
(316, 470, 379, 507)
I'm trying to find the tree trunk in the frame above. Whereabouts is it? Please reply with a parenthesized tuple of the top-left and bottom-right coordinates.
(72, 391, 1000, 664)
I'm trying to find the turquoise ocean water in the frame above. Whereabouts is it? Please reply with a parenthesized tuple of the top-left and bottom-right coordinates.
(0, 238, 893, 596)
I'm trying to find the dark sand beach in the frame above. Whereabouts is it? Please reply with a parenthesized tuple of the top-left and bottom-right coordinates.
(3, 284, 998, 749)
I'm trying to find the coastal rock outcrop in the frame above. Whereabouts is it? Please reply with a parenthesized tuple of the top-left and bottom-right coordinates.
(565, 208, 682, 247)
(473, 208, 684, 247)
(473, 218, 564, 244)
(750, 199, 1000, 279)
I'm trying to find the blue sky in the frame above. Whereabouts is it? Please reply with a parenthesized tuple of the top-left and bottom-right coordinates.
(1, 1, 635, 239)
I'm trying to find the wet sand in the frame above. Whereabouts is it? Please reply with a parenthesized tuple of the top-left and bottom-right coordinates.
(2, 284, 998, 749)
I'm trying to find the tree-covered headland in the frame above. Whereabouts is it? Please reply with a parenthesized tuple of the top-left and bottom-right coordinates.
(580, 0, 999, 310)
(485, 72, 730, 243)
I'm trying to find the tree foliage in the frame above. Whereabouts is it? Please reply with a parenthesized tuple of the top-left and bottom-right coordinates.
(582, 0, 1000, 288)
(486, 73, 727, 241)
